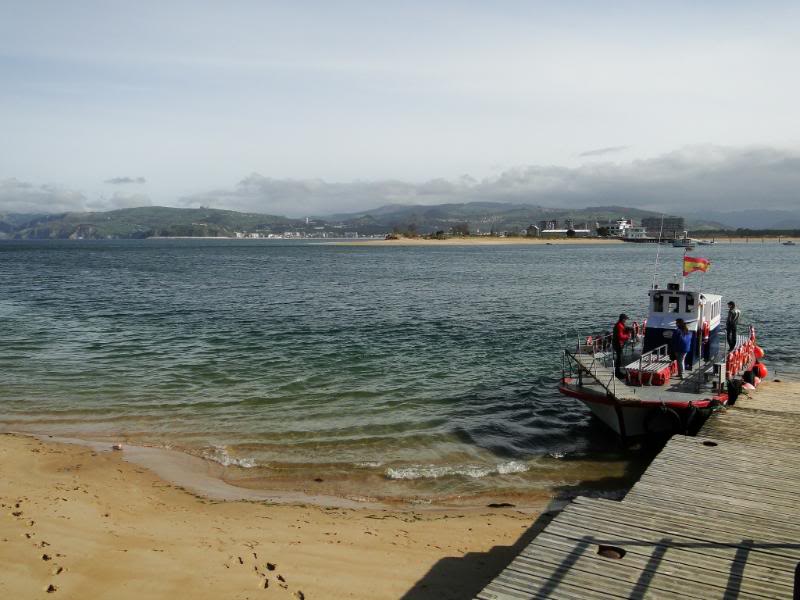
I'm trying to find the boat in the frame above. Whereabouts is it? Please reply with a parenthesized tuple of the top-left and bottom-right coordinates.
(697, 240, 715, 246)
(783, 241, 796, 246)
(559, 275, 765, 439)
(672, 231, 697, 249)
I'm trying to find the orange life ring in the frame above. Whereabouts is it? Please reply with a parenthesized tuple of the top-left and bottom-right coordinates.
(702, 319, 710, 342)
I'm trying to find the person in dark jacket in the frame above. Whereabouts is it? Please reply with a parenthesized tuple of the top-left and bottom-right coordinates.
(726, 301, 741, 351)
(612, 313, 631, 376)
(672, 319, 693, 379)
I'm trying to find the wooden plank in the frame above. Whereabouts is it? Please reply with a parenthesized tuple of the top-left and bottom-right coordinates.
(475, 379, 800, 600)
(634, 469, 800, 504)
(732, 381, 800, 414)
(542, 518, 797, 584)
(525, 532, 791, 599)
(624, 481, 799, 521)
(508, 546, 733, 600)
(569, 499, 800, 559)
(649, 441, 800, 479)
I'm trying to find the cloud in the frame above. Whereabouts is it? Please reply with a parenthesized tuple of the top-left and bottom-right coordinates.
(182, 145, 800, 217)
(0, 178, 151, 214)
(579, 146, 629, 157)
(0, 178, 86, 214)
(104, 176, 146, 185)
(6, 145, 800, 218)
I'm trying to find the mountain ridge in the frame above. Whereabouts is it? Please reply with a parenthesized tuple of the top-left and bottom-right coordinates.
(0, 203, 741, 239)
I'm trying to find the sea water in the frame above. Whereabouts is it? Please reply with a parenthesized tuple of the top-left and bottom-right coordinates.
(1, 239, 797, 504)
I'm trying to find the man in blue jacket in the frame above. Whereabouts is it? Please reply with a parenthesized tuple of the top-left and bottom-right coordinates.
(672, 318, 693, 379)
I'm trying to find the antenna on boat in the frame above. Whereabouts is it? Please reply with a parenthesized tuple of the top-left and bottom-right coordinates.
(681, 247, 688, 290)
(650, 214, 665, 289)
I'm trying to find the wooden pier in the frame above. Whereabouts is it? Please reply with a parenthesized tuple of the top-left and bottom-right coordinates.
(476, 380, 800, 599)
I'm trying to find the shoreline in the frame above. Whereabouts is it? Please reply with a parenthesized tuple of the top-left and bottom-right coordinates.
(6, 431, 581, 512)
(0, 432, 550, 599)
(336, 235, 800, 246)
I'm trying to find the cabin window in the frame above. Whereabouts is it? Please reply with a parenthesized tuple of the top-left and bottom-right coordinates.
(686, 295, 695, 312)
(668, 296, 681, 313)
(653, 295, 664, 312)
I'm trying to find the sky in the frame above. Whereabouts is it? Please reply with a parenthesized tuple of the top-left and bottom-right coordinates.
(1, 1, 799, 217)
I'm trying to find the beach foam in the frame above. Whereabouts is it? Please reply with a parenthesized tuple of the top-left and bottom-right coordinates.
(202, 444, 257, 468)
(385, 460, 529, 480)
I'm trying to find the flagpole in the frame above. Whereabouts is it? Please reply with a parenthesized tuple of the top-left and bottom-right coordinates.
(681, 248, 687, 290)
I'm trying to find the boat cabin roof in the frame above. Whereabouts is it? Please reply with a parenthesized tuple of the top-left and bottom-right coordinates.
(647, 286, 722, 328)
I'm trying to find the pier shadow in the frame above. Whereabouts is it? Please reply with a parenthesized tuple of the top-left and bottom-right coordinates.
(399, 458, 652, 600)
(398, 500, 559, 600)
(401, 499, 800, 599)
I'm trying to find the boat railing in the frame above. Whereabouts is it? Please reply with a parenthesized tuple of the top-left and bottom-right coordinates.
(631, 343, 670, 373)
(563, 346, 618, 396)
(564, 333, 628, 393)
(574, 332, 615, 360)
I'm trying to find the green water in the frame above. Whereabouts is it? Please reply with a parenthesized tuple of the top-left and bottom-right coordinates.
(1, 239, 796, 504)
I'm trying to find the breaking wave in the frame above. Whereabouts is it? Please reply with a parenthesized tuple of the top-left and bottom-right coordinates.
(202, 444, 257, 468)
(385, 461, 529, 480)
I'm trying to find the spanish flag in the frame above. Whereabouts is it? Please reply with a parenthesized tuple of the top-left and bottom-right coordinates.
(683, 256, 710, 276)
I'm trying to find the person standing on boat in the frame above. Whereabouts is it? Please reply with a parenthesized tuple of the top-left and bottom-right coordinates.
(612, 313, 631, 376)
(673, 319, 693, 379)
(726, 301, 741, 351)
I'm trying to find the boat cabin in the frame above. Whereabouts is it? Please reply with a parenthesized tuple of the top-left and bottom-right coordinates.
(643, 283, 722, 365)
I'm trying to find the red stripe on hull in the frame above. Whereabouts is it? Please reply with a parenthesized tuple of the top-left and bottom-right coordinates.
(558, 378, 728, 410)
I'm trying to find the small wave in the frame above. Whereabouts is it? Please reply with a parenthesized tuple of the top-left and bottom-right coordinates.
(385, 461, 529, 480)
(202, 444, 257, 468)
(354, 461, 384, 468)
(548, 451, 566, 459)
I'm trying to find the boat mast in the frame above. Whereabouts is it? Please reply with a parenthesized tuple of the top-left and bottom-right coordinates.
(681, 248, 687, 291)
(651, 214, 665, 290)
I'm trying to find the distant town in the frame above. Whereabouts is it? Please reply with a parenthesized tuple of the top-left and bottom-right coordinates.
(226, 216, 689, 241)
(2, 204, 798, 241)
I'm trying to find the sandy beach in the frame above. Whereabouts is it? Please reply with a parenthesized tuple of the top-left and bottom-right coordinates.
(0, 434, 550, 600)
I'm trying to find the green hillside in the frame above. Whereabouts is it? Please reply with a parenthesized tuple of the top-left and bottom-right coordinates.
(1, 203, 730, 239)
(8, 207, 295, 239)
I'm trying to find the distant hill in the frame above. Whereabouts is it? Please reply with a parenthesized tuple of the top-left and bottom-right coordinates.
(0, 203, 731, 239)
(322, 202, 728, 234)
(688, 209, 800, 230)
(2, 207, 296, 240)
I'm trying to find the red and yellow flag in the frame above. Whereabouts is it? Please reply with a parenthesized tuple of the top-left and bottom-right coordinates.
(683, 256, 710, 276)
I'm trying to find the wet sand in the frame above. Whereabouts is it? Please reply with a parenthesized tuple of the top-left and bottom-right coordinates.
(0, 433, 548, 599)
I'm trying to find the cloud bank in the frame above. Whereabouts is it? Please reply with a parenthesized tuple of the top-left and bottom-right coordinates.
(3, 145, 799, 218)
(0, 179, 87, 214)
(181, 145, 800, 217)
(105, 176, 146, 185)
(0, 178, 151, 214)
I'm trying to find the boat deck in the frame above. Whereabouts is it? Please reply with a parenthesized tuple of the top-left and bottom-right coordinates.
(475, 379, 800, 600)
(570, 351, 719, 404)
